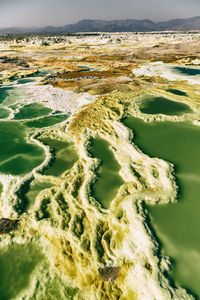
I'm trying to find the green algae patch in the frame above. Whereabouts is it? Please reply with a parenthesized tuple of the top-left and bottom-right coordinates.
(0, 121, 45, 176)
(39, 138, 78, 176)
(0, 243, 44, 300)
(90, 137, 124, 209)
(25, 114, 69, 128)
(123, 115, 200, 298)
(14, 103, 52, 120)
(139, 95, 192, 116)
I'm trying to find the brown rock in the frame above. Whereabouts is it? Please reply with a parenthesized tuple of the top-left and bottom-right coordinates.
(0, 218, 19, 234)
(98, 266, 120, 281)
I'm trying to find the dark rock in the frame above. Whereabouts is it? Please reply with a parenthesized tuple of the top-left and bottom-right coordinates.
(98, 266, 120, 281)
(0, 218, 19, 234)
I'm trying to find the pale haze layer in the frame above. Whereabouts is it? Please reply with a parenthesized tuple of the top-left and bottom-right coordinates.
(0, 0, 199, 28)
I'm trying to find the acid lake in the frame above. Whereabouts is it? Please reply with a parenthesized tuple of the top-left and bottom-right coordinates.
(90, 137, 124, 209)
(0, 121, 45, 176)
(139, 95, 192, 115)
(123, 116, 200, 298)
(39, 137, 78, 177)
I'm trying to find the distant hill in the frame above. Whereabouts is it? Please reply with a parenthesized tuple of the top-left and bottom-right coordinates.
(158, 16, 200, 31)
(1, 16, 200, 34)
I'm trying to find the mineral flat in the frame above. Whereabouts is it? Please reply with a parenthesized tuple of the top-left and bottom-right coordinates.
(0, 32, 200, 299)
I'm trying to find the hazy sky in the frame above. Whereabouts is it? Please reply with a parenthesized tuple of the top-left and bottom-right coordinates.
(0, 0, 199, 28)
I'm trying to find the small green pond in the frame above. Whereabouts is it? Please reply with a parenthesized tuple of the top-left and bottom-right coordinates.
(14, 103, 52, 120)
(0, 122, 45, 176)
(39, 138, 78, 176)
(0, 86, 13, 104)
(25, 114, 68, 128)
(90, 137, 124, 209)
(123, 116, 200, 298)
(0, 106, 10, 118)
(139, 95, 192, 115)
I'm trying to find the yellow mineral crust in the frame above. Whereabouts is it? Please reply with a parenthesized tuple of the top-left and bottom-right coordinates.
(19, 92, 193, 300)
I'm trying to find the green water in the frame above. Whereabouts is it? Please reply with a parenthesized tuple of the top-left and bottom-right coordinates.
(39, 138, 78, 176)
(14, 103, 52, 120)
(25, 114, 69, 128)
(26, 180, 54, 209)
(173, 66, 200, 76)
(139, 95, 192, 115)
(17, 70, 51, 85)
(123, 116, 200, 298)
(90, 137, 124, 209)
(9, 103, 21, 110)
(167, 89, 187, 96)
(17, 78, 36, 84)
(0, 106, 10, 118)
(0, 243, 43, 300)
(0, 86, 13, 104)
(0, 122, 45, 176)
(2, 86, 29, 107)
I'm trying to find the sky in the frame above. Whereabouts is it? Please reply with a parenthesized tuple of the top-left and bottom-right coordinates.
(0, 0, 199, 28)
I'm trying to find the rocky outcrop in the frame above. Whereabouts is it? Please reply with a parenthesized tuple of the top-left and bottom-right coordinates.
(0, 218, 19, 234)
(98, 267, 120, 281)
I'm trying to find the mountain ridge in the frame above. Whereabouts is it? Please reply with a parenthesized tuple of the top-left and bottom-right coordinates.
(1, 16, 200, 34)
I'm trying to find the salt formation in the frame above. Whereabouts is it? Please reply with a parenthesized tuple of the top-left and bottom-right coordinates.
(15, 95, 192, 299)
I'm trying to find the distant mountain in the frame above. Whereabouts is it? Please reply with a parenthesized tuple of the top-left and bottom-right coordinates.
(158, 16, 200, 31)
(58, 19, 160, 33)
(0, 16, 200, 34)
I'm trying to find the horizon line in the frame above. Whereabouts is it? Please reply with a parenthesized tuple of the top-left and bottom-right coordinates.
(0, 15, 200, 30)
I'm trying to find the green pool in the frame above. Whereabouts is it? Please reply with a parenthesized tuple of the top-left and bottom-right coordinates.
(90, 137, 124, 209)
(39, 138, 78, 177)
(0, 121, 45, 176)
(139, 95, 192, 115)
(25, 114, 69, 128)
(123, 116, 200, 298)
(14, 103, 52, 120)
